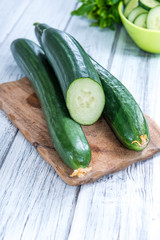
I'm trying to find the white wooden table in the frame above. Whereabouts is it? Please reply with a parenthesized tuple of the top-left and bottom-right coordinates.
(0, 0, 160, 239)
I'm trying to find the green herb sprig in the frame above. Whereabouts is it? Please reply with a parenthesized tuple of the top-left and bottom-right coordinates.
(71, 0, 121, 29)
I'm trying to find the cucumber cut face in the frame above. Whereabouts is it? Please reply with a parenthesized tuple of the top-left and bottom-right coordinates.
(134, 12, 148, 27)
(128, 7, 147, 22)
(124, 0, 130, 5)
(66, 78, 105, 125)
(124, 0, 139, 17)
(147, 6, 160, 30)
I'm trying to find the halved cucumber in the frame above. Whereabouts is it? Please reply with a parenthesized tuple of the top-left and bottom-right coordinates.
(147, 5, 160, 30)
(124, 0, 138, 17)
(128, 7, 147, 22)
(134, 12, 148, 27)
(41, 28, 105, 125)
(139, 0, 160, 10)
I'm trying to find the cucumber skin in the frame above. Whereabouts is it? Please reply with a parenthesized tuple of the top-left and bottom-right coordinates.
(40, 27, 103, 98)
(34, 23, 49, 45)
(11, 38, 91, 169)
(34, 23, 150, 151)
(139, 1, 150, 11)
(90, 58, 150, 151)
(139, 0, 160, 11)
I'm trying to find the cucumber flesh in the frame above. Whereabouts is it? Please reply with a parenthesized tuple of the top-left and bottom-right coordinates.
(147, 5, 160, 30)
(124, 0, 139, 17)
(66, 78, 105, 125)
(134, 12, 148, 27)
(128, 7, 147, 22)
(124, 0, 130, 5)
(139, 0, 160, 10)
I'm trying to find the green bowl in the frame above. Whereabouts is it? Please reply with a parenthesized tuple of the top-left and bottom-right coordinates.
(118, 1, 160, 53)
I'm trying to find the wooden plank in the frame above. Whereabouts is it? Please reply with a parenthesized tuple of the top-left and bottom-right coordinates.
(68, 160, 155, 240)
(108, 28, 160, 119)
(0, 0, 32, 44)
(0, 110, 17, 167)
(0, 0, 76, 84)
(0, 131, 79, 240)
(0, 0, 33, 165)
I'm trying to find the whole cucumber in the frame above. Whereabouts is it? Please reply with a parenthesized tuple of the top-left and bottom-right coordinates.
(11, 38, 91, 173)
(90, 58, 150, 151)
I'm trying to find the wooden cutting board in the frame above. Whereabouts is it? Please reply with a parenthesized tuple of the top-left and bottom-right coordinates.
(0, 77, 160, 185)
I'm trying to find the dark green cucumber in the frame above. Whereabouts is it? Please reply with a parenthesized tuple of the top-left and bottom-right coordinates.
(34, 23, 150, 151)
(90, 58, 150, 151)
(11, 38, 91, 170)
(38, 26, 105, 125)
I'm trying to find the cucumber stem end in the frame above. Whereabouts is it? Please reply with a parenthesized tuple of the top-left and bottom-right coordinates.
(131, 134, 149, 149)
(70, 167, 92, 178)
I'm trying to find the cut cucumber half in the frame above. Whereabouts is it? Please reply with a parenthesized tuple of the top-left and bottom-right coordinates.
(147, 6, 160, 30)
(124, 0, 138, 17)
(139, 0, 160, 10)
(134, 12, 148, 27)
(40, 27, 105, 125)
(66, 78, 105, 125)
(128, 7, 147, 22)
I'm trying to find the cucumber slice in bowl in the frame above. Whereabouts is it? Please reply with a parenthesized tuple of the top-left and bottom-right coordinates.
(128, 7, 147, 22)
(41, 28, 105, 125)
(124, 0, 130, 5)
(139, 0, 160, 10)
(124, 0, 139, 17)
(147, 6, 160, 30)
(134, 12, 148, 27)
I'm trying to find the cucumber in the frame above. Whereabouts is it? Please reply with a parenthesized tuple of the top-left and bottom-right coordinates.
(90, 58, 150, 151)
(34, 23, 150, 151)
(128, 7, 147, 22)
(124, 0, 130, 5)
(139, 0, 160, 10)
(37, 26, 105, 125)
(34, 23, 49, 45)
(147, 5, 160, 30)
(11, 39, 91, 174)
(133, 12, 148, 27)
(124, 0, 139, 17)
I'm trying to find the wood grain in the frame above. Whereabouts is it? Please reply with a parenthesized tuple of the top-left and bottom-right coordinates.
(0, 77, 160, 186)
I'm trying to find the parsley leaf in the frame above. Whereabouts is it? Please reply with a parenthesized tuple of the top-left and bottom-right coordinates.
(71, 0, 121, 29)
